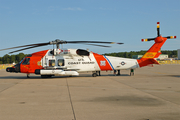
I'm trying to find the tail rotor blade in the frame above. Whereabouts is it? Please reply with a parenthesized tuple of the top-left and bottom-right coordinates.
(165, 36, 177, 39)
(157, 22, 160, 37)
(141, 38, 155, 42)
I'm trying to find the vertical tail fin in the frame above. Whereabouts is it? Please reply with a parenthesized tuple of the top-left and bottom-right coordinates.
(137, 22, 176, 67)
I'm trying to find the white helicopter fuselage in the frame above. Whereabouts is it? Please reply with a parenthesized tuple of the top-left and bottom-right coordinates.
(39, 48, 139, 76)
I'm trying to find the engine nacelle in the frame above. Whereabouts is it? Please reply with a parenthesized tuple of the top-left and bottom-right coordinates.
(49, 49, 89, 56)
(76, 49, 90, 56)
(63, 49, 89, 56)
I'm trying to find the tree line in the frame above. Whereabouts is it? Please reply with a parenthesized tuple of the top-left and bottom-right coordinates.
(0, 53, 28, 64)
(0, 50, 177, 64)
(104, 50, 177, 58)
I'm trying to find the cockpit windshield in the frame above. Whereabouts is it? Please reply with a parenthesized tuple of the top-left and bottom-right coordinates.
(22, 58, 30, 65)
(19, 58, 25, 64)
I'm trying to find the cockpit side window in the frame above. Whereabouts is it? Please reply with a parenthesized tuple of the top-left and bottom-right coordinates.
(58, 59, 64, 66)
(22, 58, 30, 65)
(49, 60, 55, 67)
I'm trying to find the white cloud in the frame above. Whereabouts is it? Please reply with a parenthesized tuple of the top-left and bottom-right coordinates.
(62, 7, 82, 11)
(48, 6, 56, 11)
(99, 7, 116, 11)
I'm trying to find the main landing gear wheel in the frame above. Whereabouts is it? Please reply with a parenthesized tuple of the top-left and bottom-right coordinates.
(92, 73, 97, 77)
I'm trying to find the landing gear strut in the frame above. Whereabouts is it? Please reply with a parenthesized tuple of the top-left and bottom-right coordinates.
(92, 71, 101, 77)
(114, 70, 117, 76)
(130, 69, 134, 76)
(96, 71, 101, 76)
(117, 70, 120, 76)
(27, 74, 30, 78)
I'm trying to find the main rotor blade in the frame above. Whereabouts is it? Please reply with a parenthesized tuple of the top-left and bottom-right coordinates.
(86, 44, 111, 47)
(116, 43, 124, 44)
(9, 44, 47, 54)
(1, 40, 123, 54)
(0, 42, 50, 51)
(65, 41, 121, 44)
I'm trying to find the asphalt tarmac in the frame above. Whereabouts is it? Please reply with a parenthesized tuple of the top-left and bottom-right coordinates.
(0, 65, 180, 120)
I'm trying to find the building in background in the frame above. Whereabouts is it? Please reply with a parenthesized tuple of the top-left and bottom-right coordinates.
(132, 55, 143, 59)
(157, 54, 168, 60)
(132, 54, 168, 60)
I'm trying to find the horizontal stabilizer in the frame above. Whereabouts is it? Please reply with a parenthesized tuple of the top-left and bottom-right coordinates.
(137, 58, 159, 67)
(149, 58, 159, 65)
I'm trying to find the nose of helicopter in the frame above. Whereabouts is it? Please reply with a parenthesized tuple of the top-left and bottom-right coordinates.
(6, 63, 20, 73)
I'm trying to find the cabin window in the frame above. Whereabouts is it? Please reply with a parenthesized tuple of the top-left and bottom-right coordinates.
(22, 58, 30, 65)
(49, 60, 55, 67)
(58, 59, 64, 66)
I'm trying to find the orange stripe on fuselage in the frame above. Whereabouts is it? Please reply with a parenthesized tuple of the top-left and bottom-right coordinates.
(93, 53, 113, 71)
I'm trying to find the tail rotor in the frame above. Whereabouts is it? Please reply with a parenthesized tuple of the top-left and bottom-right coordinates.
(141, 22, 176, 42)
(138, 22, 177, 68)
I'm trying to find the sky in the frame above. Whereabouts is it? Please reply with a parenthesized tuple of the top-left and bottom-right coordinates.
(0, 0, 180, 57)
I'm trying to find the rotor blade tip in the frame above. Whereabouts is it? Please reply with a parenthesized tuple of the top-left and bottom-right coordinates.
(117, 43, 124, 44)
(170, 36, 177, 39)
(141, 39, 147, 42)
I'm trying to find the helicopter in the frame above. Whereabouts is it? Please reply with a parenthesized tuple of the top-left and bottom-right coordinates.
(0, 22, 176, 78)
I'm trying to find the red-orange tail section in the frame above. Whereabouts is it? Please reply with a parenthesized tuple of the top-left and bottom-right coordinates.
(137, 36, 167, 67)
(137, 22, 176, 67)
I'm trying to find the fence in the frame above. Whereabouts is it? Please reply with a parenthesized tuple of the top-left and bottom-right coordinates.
(0, 64, 13, 70)
(157, 60, 180, 65)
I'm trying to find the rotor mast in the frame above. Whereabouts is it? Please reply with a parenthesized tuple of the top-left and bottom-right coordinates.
(49, 39, 67, 49)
